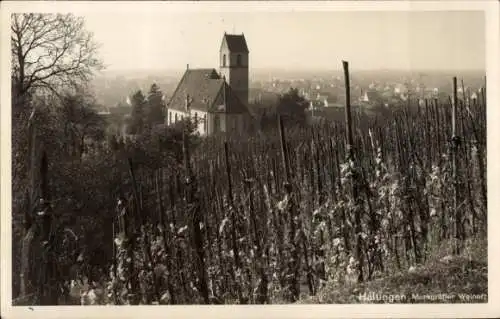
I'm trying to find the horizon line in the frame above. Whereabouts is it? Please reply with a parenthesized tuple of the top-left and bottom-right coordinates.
(98, 67, 486, 73)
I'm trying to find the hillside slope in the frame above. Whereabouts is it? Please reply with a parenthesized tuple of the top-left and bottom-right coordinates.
(299, 238, 487, 304)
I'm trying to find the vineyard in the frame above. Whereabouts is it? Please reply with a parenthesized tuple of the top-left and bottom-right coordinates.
(13, 63, 487, 306)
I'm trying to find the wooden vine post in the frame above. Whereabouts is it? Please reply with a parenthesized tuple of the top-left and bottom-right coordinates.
(451, 76, 462, 254)
(278, 115, 300, 302)
(342, 60, 364, 283)
(223, 141, 246, 304)
(183, 122, 209, 304)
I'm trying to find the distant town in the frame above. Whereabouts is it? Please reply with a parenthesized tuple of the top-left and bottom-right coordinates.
(92, 68, 486, 123)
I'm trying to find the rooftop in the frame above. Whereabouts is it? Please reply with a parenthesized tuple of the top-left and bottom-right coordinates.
(220, 33, 249, 53)
(167, 68, 248, 114)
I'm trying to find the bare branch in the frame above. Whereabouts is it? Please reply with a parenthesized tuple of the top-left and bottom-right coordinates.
(11, 13, 103, 100)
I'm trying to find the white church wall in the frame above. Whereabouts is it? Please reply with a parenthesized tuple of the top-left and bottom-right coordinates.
(190, 109, 208, 136)
(166, 108, 210, 136)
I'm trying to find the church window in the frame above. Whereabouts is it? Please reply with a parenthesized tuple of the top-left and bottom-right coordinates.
(203, 114, 207, 132)
(194, 112, 198, 125)
(175, 113, 178, 122)
(237, 54, 242, 66)
(223, 54, 227, 67)
(214, 114, 220, 133)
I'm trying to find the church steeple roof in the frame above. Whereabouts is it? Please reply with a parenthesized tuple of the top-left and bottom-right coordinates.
(220, 33, 249, 53)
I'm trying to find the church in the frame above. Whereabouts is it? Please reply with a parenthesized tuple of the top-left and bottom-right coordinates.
(165, 33, 251, 136)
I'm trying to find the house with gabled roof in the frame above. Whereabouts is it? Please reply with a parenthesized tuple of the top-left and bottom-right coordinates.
(166, 33, 250, 135)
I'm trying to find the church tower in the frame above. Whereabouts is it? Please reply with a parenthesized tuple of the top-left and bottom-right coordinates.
(219, 33, 249, 106)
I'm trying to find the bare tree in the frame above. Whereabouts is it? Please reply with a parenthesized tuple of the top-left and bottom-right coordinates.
(11, 12, 104, 200)
(11, 13, 103, 101)
(11, 14, 103, 303)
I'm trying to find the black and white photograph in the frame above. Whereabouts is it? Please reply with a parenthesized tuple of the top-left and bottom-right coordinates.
(1, 1, 499, 318)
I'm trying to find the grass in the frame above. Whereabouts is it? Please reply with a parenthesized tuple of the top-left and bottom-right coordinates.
(298, 236, 487, 304)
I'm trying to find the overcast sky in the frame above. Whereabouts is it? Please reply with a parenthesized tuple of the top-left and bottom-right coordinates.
(82, 10, 485, 72)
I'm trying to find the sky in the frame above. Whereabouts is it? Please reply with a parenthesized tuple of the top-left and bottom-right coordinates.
(82, 10, 485, 72)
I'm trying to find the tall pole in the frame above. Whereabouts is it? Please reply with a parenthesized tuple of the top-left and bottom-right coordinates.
(451, 76, 461, 254)
(342, 60, 363, 283)
(183, 124, 209, 304)
(343, 61, 354, 160)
